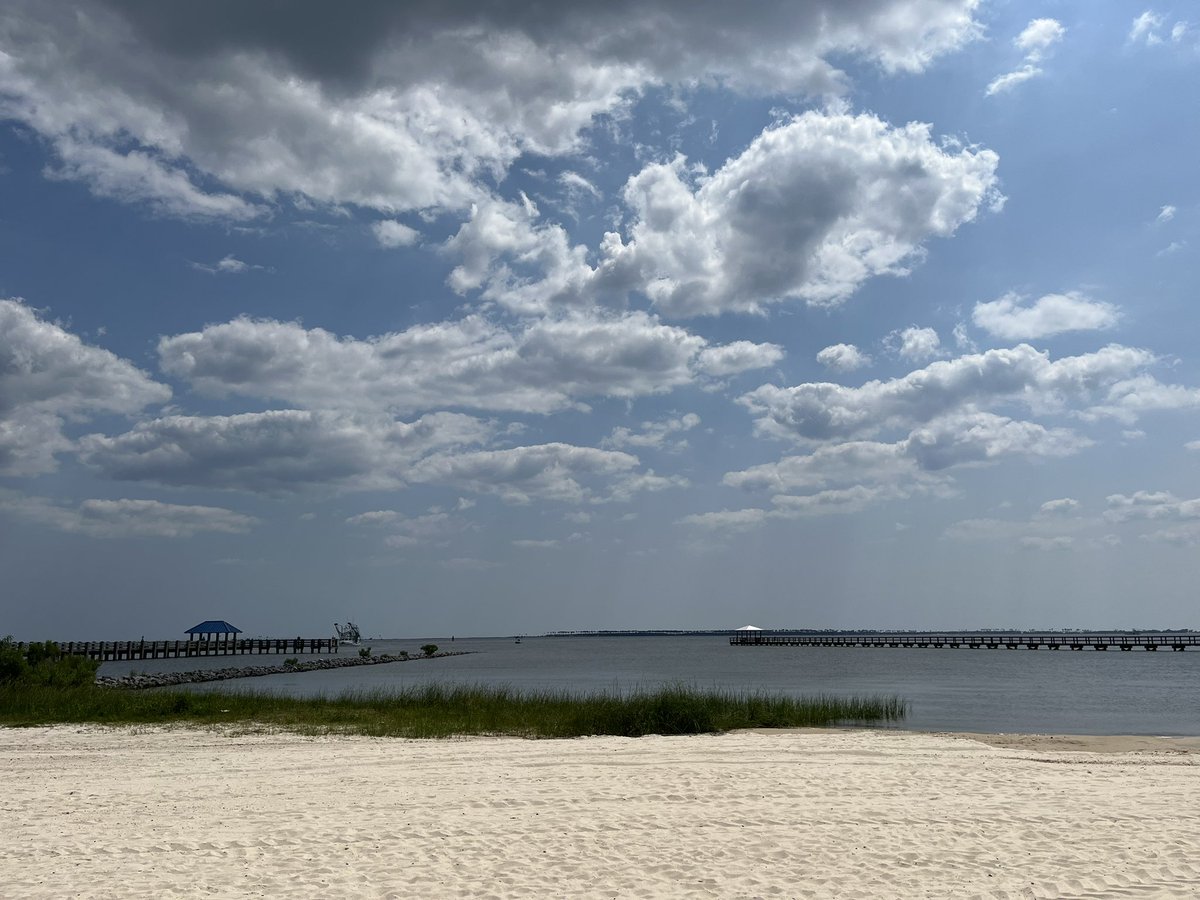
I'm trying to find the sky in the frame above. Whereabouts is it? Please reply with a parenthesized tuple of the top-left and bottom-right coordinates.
(1, 1, 1198, 639)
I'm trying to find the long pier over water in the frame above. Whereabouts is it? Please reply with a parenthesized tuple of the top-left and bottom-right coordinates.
(730, 632, 1199, 651)
(18, 638, 339, 662)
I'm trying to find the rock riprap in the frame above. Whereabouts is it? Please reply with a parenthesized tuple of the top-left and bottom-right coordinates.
(96, 651, 465, 689)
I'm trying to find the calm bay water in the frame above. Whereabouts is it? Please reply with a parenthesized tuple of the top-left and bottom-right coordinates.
(100, 635, 1200, 736)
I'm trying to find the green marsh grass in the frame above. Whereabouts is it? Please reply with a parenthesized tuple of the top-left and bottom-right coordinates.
(0, 682, 906, 737)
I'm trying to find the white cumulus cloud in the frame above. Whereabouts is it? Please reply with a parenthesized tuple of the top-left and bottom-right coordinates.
(0, 299, 170, 475)
(1016, 18, 1067, 56)
(78, 410, 495, 494)
(0, 1, 985, 222)
(1105, 491, 1200, 522)
(0, 493, 255, 539)
(372, 220, 420, 248)
(157, 312, 778, 416)
(740, 343, 1160, 443)
(593, 111, 1000, 316)
(1037, 497, 1080, 517)
(987, 18, 1065, 96)
(190, 255, 265, 275)
(1129, 11, 1165, 44)
(888, 326, 942, 362)
(816, 343, 871, 372)
(972, 291, 1120, 339)
(602, 413, 701, 451)
(405, 443, 640, 505)
(678, 485, 907, 532)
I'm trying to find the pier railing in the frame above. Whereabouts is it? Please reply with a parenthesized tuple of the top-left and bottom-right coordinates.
(730, 633, 1199, 651)
(17, 638, 340, 662)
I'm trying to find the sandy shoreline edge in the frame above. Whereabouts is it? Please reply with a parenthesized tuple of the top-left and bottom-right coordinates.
(5, 725, 1198, 898)
(739, 725, 1200, 754)
(944, 730, 1200, 754)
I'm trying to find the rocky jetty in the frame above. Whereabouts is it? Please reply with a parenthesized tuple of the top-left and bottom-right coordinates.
(96, 651, 467, 690)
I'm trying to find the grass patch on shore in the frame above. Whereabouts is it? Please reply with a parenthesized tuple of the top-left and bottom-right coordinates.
(0, 682, 907, 737)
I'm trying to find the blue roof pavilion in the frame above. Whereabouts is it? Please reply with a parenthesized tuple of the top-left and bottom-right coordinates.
(186, 620, 242, 641)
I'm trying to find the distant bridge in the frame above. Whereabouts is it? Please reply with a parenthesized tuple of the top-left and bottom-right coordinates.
(729, 632, 1199, 651)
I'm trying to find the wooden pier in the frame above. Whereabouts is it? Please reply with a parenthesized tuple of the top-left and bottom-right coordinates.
(730, 632, 1199, 651)
(19, 638, 339, 662)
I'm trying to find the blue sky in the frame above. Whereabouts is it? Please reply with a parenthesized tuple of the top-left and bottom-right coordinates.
(1, 1, 1198, 639)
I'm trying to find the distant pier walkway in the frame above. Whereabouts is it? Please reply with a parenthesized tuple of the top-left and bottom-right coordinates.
(21, 638, 339, 662)
(730, 632, 1199, 651)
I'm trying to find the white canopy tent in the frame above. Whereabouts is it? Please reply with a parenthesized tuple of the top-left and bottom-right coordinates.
(735, 625, 763, 631)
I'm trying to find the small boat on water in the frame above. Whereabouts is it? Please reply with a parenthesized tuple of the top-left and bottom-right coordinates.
(514, 636, 522, 644)
(334, 622, 361, 645)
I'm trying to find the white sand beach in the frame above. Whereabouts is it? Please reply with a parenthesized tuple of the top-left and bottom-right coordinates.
(2, 726, 1198, 899)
